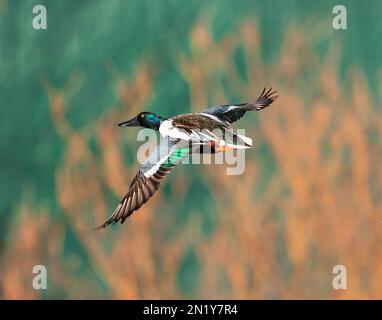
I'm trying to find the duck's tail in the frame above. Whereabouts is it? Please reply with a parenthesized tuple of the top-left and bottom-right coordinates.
(219, 130, 253, 149)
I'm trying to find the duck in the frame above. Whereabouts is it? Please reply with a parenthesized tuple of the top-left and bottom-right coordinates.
(95, 88, 278, 230)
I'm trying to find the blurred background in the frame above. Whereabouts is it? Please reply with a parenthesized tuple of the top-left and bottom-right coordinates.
(1, 0, 382, 299)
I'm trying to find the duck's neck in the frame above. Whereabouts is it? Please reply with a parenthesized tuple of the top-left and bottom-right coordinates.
(146, 114, 166, 130)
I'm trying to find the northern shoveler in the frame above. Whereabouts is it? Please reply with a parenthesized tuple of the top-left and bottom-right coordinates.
(95, 88, 278, 229)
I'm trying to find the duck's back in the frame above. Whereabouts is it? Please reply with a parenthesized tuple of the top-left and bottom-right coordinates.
(172, 113, 230, 132)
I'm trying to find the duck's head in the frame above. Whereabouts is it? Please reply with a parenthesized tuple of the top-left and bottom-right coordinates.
(118, 112, 165, 130)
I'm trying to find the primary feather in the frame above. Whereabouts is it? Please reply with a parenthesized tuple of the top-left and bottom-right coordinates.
(203, 87, 278, 123)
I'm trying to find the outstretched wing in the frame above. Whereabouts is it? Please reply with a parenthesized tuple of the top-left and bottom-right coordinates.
(95, 137, 190, 230)
(203, 87, 278, 124)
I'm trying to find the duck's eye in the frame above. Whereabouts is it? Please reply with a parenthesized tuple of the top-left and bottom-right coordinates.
(140, 114, 144, 119)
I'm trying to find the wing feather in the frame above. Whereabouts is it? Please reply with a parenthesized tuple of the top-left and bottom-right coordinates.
(95, 138, 190, 230)
(203, 87, 278, 124)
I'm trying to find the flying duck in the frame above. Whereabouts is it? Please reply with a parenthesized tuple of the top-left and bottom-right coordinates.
(95, 88, 278, 230)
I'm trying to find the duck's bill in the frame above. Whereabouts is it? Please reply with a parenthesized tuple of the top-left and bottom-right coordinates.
(118, 116, 139, 127)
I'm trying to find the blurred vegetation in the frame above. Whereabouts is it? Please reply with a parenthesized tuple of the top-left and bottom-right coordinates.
(0, 0, 382, 299)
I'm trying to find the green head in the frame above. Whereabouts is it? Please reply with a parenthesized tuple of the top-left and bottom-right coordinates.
(118, 112, 166, 130)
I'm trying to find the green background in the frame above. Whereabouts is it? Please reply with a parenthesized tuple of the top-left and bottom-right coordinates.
(1, 0, 381, 299)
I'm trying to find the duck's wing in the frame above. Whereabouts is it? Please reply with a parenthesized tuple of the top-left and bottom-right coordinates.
(165, 113, 252, 148)
(95, 137, 190, 230)
(202, 88, 278, 124)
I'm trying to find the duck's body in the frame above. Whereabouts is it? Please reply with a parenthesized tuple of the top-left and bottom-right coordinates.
(159, 113, 252, 150)
(96, 88, 278, 230)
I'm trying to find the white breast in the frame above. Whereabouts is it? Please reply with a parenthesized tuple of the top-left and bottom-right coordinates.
(159, 119, 191, 141)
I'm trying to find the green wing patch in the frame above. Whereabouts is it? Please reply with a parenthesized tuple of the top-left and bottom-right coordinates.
(162, 147, 191, 168)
